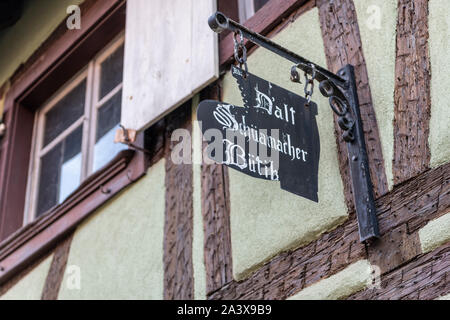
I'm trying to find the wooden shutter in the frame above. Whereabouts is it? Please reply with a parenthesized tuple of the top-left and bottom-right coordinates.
(121, 0, 218, 132)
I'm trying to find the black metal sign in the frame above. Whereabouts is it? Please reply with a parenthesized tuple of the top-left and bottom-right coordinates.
(197, 66, 320, 202)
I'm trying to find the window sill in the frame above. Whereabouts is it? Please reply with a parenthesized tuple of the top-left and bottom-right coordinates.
(0, 148, 146, 285)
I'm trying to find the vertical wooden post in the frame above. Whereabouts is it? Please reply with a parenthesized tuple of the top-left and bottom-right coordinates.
(393, 0, 431, 185)
(163, 102, 195, 300)
(200, 84, 234, 295)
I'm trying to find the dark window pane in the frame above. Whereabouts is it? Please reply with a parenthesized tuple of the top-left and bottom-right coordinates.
(93, 90, 127, 171)
(36, 144, 61, 217)
(36, 126, 83, 217)
(99, 43, 124, 99)
(43, 80, 86, 146)
(59, 126, 83, 203)
(96, 90, 122, 141)
(254, 0, 269, 12)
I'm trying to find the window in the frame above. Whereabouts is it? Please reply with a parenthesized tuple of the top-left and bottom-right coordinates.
(238, 0, 270, 22)
(25, 36, 127, 221)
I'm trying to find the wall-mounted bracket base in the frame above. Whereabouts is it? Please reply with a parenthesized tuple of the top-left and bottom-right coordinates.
(336, 65, 380, 242)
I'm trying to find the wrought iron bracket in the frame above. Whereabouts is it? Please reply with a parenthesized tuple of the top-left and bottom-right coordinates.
(208, 12, 379, 242)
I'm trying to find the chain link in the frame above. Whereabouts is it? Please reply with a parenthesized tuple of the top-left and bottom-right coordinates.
(304, 63, 316, 106)
(233, 30, 248, 77)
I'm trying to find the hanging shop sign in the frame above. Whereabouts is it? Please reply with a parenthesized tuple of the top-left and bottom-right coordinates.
(199, 12, 380, 242)
(197, 65, 320, 202)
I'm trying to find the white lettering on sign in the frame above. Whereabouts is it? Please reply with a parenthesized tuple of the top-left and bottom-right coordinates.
(254, 85, 273, 115)
(198, 65, 320, 202)
(214, 103, 308, 163)
(254, 85, 296, 125)
(213, 104, 239, 131)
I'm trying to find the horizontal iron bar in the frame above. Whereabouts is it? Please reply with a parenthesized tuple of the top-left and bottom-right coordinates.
(208, 11, 347, 86)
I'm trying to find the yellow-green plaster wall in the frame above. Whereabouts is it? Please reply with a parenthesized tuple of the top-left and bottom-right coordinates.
(419, 211, 450, 254)
(222, 8, 348, 280)
(287, 259, 373, 300)
(57, 160, 166, 300)
(429, 0, 450, 167)
(0, 254, 53, 300)
(0, 0, 84, 88)
(354, 0, 397, 189)
(192, 96, 207, 299)
(437, 293, 450, 300)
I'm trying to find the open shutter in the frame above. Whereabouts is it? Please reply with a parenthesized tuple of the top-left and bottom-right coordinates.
(121, 0, 218, 132)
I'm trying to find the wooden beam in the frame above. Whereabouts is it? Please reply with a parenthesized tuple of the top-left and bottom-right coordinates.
(200, 84, 234, 295)
(348, 242, 450, 300)
(41, 232, 74, 300)
(209, 214, 364, 299)
(393, 0, 431, 185)
(316, 0, 389, 210)
(0, 104, 34, 241)
(163, 103, 194, 300)
(208, 162, 449, 299)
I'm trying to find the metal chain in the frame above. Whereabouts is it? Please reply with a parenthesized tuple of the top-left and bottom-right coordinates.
(304, 63, 316, 106)
(233, 30, 248, 77)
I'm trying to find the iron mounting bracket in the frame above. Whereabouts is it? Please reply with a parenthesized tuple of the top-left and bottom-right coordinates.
(208, 12, 379, 242)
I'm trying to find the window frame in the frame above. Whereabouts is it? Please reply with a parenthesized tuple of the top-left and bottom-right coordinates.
(238, 0, 257, 23)
(88, 35, 125, 174)
(238, 0, 270, 23)
(25, 35, 125, 223)
(0, 0, 151, 285)
(25, 68, 88, 223)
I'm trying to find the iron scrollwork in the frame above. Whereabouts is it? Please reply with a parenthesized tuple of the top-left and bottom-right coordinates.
(290, 64, 355, 143)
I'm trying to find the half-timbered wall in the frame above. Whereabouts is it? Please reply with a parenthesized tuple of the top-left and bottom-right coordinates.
(0, 0, 449, 300)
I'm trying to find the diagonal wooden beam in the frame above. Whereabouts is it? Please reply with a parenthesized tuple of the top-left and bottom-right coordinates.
(41, 232, 74, 300)
(316, 0, 389, 211)
(348, 242, 450, 300)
